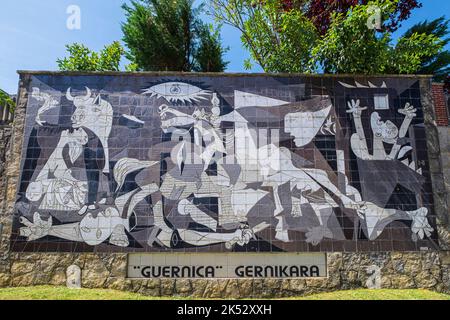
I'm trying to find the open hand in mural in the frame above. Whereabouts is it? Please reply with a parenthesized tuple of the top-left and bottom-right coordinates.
(346, 99, 367, 117)
(19, 213, 52, 241)
(408, 207, 433, 241)
(398, 103, 417, 119)
(225, 225, 257, 249)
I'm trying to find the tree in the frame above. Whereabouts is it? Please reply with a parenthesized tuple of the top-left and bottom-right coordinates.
(57, 42, 125, 71)
(121, 0, 229, 72)
(209, 0, 317, 72)
(211, 0, 443, 75)
(194, 24, 230, 72)
(0, 89, 15, 112)
(305, 0, 422, 35)
(310, 0, 442, 74)
(402, 17, 450, 82)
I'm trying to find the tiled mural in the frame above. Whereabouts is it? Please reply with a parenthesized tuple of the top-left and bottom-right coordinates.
(10, 74, 439, 252)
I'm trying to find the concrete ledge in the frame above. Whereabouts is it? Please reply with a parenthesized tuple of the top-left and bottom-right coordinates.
(16, 70, 434, 79)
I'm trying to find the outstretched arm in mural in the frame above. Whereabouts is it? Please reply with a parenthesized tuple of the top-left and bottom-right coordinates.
(19, 208, 130, 246)
(388, 103, 417, 160)
(20, 182, 160, 247)
(293, 168, 433, 241)
(347, 100, 371, 160)
(19, 213, 83, 242)
(150, 201, 270, 249)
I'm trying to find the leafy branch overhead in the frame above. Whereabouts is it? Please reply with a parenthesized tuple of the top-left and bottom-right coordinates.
(311, 0, 442, 74)
(402, 16, 450, 82)
(210, 0, 448, 77)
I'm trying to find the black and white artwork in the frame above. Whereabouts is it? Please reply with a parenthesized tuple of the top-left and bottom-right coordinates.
(10, 75, 438, 252)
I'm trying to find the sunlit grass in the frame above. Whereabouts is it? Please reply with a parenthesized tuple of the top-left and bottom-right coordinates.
(0, 286, 448, 300)
(290, 289, 450, 300)
(0, 286, 160, 300)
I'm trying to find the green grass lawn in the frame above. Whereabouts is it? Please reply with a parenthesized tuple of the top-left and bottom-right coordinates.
(291, 289, 450, 300)
(0, 286, 449, 300)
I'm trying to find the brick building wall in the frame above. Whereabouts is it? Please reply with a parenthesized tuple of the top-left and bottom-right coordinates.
(432, 83, 449, 127)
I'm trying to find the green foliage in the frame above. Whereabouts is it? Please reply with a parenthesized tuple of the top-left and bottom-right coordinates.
(243, 0, 317, 72)
(310, 1, 393, 74)
(243, 58, 253, 70)
(195, 24, 229, 72)
(57, 42, 125, 71)
(402, 17, 450, 81)
(211, 0, 447, 76)
(311, 0, 442, 74)
(210, 0, 316, 72)
(122, 0, 228, 72)
(0, 88, 15, 112)
(391, 32, 443, 74)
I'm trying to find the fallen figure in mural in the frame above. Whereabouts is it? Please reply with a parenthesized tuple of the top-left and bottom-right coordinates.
(20, 159, 159, 246)
(20, 151, 261, 249)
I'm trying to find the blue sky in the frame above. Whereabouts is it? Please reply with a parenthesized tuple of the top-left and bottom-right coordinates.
(1, 0, 449, 93)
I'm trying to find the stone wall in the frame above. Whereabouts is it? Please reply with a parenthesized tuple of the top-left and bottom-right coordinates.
(0, 73, 449, 298)
(422, 79, 450, 250)
(438, 126, 450, 236)
(0, 74, 28, 286)
(0, 125, 12, 211)
(1, 252, 449, 298)
(0, 124, 12, 250)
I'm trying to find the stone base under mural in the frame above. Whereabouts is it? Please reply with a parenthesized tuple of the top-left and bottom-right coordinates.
(0, 252, 449, 298)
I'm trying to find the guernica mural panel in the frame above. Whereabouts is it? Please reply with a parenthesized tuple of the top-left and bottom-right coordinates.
(10, 74, 438, 252)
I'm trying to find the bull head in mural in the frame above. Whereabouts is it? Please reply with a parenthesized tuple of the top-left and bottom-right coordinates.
(66, 87, 113, 173)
